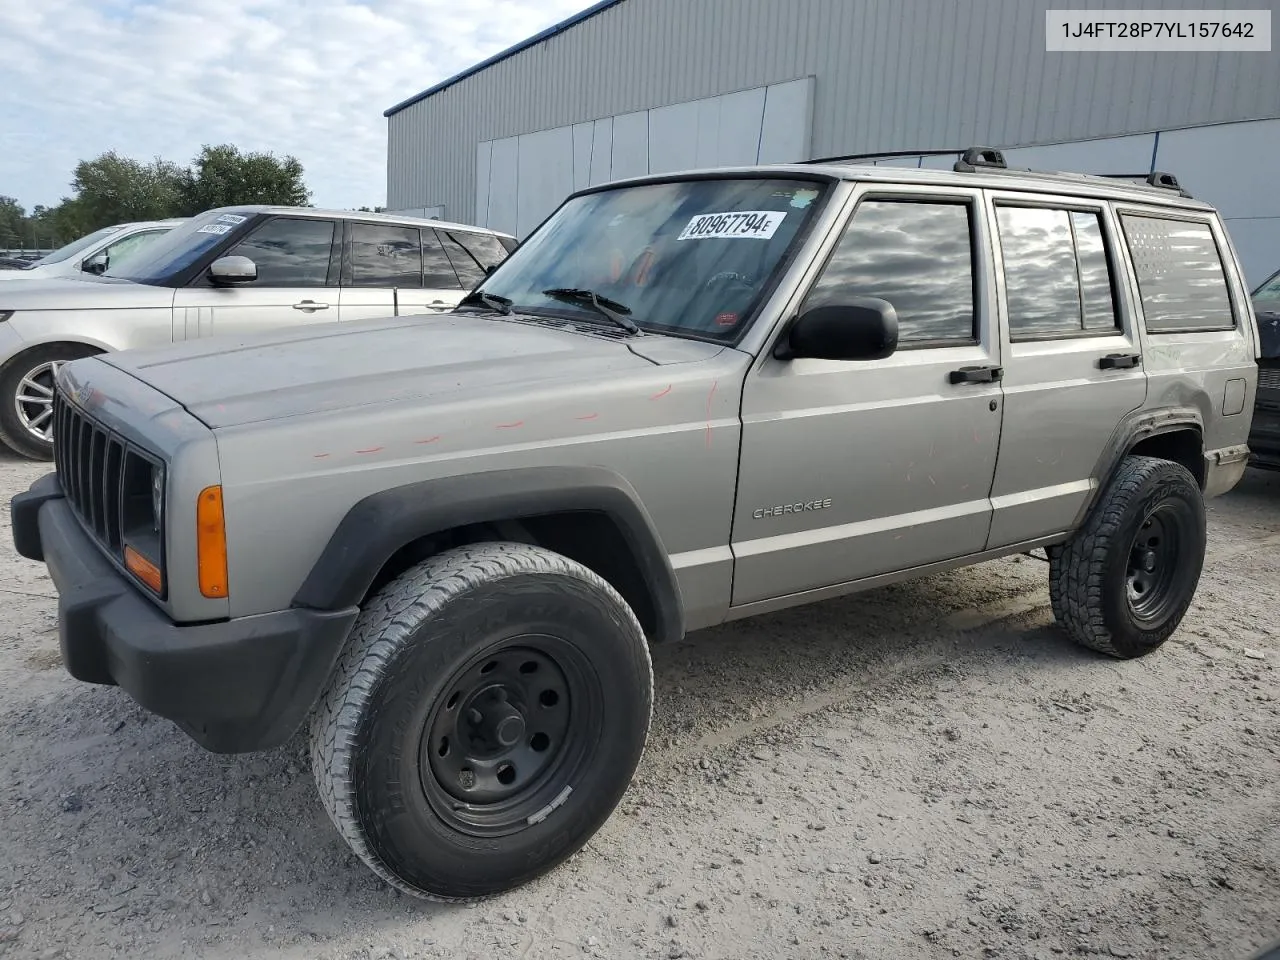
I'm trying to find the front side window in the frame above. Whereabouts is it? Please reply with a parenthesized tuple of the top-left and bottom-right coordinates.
(995, 206, 1118, 339)
(350, 223, 422, 287)
(474, 177, 828, 340)
(804, 199, 975, 343)
(1120, 214, 1234, 333)
(225, 218, 335, 287)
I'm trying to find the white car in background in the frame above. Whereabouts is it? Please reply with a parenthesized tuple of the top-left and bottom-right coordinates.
(0, 205, 516, 459)
(0, 219, 187, 282)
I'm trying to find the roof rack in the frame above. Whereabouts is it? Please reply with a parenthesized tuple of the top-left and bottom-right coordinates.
(802, 145, 1194, 199)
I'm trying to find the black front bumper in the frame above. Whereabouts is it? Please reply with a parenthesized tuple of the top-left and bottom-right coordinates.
(10, 475, 359, 753)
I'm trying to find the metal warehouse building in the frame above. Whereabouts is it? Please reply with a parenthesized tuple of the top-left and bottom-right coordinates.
(384, 0, 1280, 285)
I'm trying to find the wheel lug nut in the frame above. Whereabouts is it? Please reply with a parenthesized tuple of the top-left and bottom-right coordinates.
(468, 708, 484, 725)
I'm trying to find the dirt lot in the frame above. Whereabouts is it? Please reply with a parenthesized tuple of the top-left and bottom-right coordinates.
(0, 448, 1276, 960)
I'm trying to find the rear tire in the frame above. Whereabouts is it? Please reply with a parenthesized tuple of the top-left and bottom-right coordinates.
(0, 343, 100, 460)
(309, 541, 653, 901)
(1048, 455, 1206, 659)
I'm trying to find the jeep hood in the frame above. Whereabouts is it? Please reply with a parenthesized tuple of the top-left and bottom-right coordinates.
(0, 274, 173, 307)
(101, 313, 728, 428)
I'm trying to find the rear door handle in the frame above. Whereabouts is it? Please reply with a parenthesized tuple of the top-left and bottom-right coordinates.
(949, 365, 1003, 384)
(1098, 352, 1141, 370)
(293, 300, 330, 312)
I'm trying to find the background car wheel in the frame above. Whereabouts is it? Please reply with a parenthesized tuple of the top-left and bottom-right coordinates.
(1048, 455, 1206, 659)
(309, 541, 653, 901)
(0, 343, 101, 460)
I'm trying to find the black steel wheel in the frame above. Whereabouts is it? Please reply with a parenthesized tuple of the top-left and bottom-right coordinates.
(310, 542, 653, 901)
(421, 637, 600, 835)
(1050, 455, 1206, 659)
(1125, 504, 1191, 624)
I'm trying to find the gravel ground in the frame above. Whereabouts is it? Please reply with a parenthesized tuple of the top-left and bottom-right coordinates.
(0, 448, 1277, 960)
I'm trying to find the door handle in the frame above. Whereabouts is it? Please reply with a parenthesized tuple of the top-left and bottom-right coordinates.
(293, 300, 330, 312)
(949, 365, 1003, 385)
(1098, 352, 1141, 370)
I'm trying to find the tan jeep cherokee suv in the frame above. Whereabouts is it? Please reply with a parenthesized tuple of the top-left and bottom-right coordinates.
(11, 148, 1260, 900)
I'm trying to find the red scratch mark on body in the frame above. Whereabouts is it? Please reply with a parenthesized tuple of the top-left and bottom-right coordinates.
(355, 446, 384, 455)
(495, 421, 525, 430)
(415, 435, 442, 445)
(649, 384, 672, 400)
(575, 413, 600, 421)
(704, 380, 719, 449)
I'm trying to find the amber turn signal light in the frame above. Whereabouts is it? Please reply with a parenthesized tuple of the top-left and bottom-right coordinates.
(196, 485, 229, 599)
(124, 545, 163, 594)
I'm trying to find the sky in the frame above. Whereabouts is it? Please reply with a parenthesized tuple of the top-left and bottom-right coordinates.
(0, 0, 591, 213)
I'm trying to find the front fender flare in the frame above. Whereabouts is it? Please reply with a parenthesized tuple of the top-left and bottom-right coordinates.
(292, 465, 685, 645)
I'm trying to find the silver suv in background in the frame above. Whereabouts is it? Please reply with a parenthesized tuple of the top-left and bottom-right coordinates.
(10, 149, 1259, 901)
(0, 219, 186, 282)
(0, 207, 516, 459)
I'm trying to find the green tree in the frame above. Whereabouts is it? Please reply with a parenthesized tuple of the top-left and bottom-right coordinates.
(71, 152, 186, 229)
(0, 196, 25, 247)
(180, 144, 310, 213)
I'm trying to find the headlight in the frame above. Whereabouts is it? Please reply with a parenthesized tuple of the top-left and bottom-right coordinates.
(151, 464, 165, 533)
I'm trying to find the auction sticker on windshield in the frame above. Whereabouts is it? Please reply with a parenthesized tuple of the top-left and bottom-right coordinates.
(678, 211, 787, 241)
(196, 224, 233, 236)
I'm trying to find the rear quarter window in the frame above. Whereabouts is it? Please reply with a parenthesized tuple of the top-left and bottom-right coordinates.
(1119, 214, 1235, 333)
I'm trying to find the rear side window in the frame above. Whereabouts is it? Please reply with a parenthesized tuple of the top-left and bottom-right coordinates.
(806, 199, 976, 344)
(422, 230, 462, 289)
(438, 230, 509, 288)
(1120, 215, 1235, 332)
(995, 206, 1118, 339)
(349, 223, 423, 287)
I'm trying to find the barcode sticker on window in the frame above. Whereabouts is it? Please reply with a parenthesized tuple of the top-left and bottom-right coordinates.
(678, 211, 787, 242)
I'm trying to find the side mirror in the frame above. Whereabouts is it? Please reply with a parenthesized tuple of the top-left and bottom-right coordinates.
(208, 256, 257, 285)
(775, 297, 899, 362)
(82, 252, 108, 275)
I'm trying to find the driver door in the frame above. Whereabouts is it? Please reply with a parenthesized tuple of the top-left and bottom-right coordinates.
(172, 216, 340, 340)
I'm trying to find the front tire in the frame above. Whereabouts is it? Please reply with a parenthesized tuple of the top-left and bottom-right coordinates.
(310, 541, 653, 901)
(0, 343, 100, 460)
(1049, 455, 1206, 659)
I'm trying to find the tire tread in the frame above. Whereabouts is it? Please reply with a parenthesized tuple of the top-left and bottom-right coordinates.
(309, 541, 653, 902)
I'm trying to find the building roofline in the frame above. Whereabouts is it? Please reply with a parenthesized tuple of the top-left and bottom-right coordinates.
(383, 0, 627, 117)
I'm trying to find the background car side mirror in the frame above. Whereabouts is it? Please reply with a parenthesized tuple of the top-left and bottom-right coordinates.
(81, 252, 108, 275)
(208, 256, 257, 285)
(774, 297, 899, 361)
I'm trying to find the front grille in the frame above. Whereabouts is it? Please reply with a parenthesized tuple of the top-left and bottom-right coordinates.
(1259, 366, 1280, 392)
(53, 387, 163, 576)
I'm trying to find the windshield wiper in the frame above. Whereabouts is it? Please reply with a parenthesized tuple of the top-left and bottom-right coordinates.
(542, 288, 640, 335)
(457, 290, 513, 315)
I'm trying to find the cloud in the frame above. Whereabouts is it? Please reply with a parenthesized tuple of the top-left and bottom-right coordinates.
(0, 0, 589, 213)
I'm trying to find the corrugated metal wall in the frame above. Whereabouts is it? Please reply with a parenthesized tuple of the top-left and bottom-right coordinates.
(387, 0, 1280, 222)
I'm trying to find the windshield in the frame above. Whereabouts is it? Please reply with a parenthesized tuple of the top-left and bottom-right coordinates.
(108, 209, 253, 284)
(1255, 268, 1280, 304)
(474, 177, 827, 340)
(33, 225, 123, 266)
